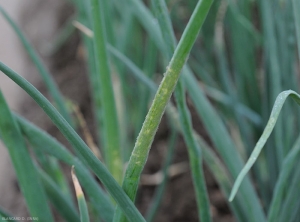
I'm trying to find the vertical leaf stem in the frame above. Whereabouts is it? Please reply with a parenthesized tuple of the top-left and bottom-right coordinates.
(113, 0, 213, 221)
(89, 0, 123, 182)
(152, 0, 212, 221)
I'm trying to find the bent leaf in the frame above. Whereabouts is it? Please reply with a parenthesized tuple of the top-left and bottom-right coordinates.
(230, 90, 300, 201)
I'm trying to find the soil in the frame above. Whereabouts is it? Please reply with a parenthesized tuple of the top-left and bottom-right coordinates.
(11, 1, 235, 221)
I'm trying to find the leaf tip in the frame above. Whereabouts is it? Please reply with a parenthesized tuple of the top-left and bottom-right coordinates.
(71, 166, 84, 198)
(228, 191, 235, 202)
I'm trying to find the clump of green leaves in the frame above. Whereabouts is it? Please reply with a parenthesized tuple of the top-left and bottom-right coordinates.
(0, 0, 299, 221)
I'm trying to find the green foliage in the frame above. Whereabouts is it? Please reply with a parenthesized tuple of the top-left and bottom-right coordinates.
(0, 90, 53, 221)
(0, 0, 299, 221)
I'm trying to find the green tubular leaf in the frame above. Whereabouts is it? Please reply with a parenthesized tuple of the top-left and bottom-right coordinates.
(15, 114, 114, 222)
(38, 168, 80, 222)
(268, 135, 300, 221)
(0, 91, 54, 221)
(230, 90, 300, 201)
(78, 198, 90, 222)
(72, 167, 90, 222)
(89, 0, 123, 183)
(152, 0, 211, 221)
(0, 6, 72, 125)
(113, 1, 213, 221)
(0, 62, 145, 222)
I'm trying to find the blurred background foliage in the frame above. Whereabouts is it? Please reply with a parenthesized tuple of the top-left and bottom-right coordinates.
(0, 0, 300, 221)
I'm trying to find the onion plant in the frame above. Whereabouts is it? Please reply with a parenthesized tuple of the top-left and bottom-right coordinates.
(0, 0, 300, 221)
